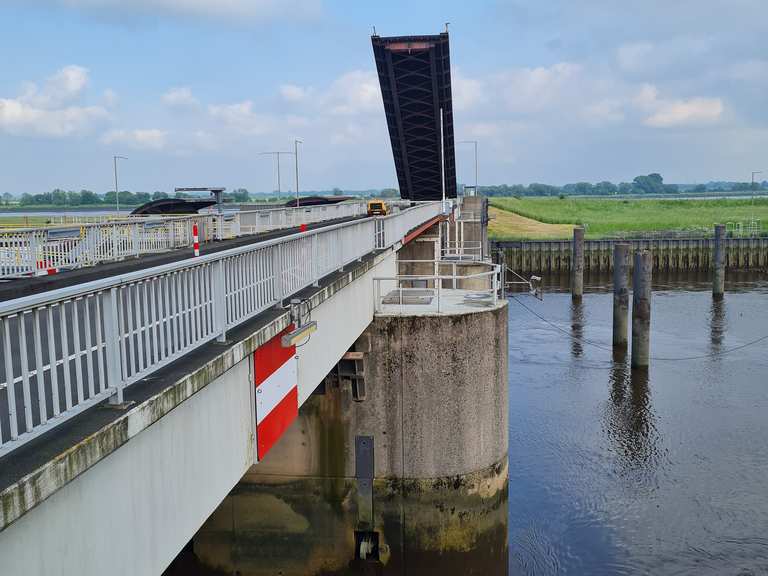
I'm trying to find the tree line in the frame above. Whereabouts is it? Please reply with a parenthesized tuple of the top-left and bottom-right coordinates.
(477, 174, 768, 197)
(5, 188, 252, 207)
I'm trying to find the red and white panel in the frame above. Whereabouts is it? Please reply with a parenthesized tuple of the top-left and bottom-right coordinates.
(253, 326, 298, 461)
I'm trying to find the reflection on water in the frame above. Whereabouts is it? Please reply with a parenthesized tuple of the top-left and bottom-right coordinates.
(509, 270, 768, 575)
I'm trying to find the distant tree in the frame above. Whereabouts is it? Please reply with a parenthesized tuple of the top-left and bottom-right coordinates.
(228, 188, 250, 203)
(632, 173, 665, 194)
(79, 190, 100, 205)
(692, 184, 707, 193)
(594, 181, 618, 195)
(1, 193, 13, 205)
(572, 182, 594, 195)
(618, 182, 633, 195)
(152, 191, 169, 200)
(51, 189, 68, 206)
(133, 192, 151, 204)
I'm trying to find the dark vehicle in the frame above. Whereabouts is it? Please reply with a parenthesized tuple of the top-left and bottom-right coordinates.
(131, 198, 217, 215)
(284, 195, 353, 208)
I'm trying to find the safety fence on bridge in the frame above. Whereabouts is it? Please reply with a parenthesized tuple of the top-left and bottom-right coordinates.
(0, 202, 368, 279)
(0, 201, 441, 458)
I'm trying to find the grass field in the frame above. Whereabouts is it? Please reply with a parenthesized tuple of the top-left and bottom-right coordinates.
(0, 216, 61, 228)
(490, 196, 768, 239)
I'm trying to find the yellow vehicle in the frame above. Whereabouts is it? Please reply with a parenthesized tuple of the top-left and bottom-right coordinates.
(367, 199, 389, 216)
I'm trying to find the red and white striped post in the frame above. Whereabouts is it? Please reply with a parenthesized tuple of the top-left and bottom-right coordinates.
(192, 223, 200, 257)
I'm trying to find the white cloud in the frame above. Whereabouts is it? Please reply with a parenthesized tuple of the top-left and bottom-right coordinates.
(452, 69, 484, 112)
(208, 101, 275, 135)
(323, 70, 381, 116)
(634, 84, 723, 127)
(101, 128, 168, 150)
(616, 37, 713, 75)
(162, 86, 199, 109)
(495, 62, 582, 113)
(645, 98, 723, 127)
(37, 0, 321, 21)
(0, 65, 106, 136)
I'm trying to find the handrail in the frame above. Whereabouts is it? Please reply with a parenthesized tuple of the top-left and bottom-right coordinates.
(0, 202, 369, 278)
(0, 201, 441, 457)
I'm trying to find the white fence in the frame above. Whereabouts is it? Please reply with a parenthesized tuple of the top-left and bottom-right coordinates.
(0, 203, 368, 279)
(0, 202, 441, 457)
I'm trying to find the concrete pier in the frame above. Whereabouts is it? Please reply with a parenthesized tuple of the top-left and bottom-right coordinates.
(713, 224, 726, 298)
(631, 250, 652, 369)
(193, 300, 509, 575)
(571, 227, 585, 300)
(612, 243, 630, 349)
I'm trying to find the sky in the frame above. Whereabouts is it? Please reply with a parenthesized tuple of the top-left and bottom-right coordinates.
(0, 0, 766, 194)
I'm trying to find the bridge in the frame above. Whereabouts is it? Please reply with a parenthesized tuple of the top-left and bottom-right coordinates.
(0, 196, 508, 575)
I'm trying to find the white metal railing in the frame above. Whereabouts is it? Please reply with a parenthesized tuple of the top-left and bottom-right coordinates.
(441, 240, 483, 260)
(238, 202, 366, 235)
(0, 203, 368, 279)
(374, 260, 501, 314)
(0, 202, 441, 457)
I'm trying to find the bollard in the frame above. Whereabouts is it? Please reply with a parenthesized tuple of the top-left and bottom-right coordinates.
(193, 223, 200, 257)
(631, 250, 652, 369)
(713, 224, 725, 298)
(612, 243, 630, 349)
(571, 227, 584, 300)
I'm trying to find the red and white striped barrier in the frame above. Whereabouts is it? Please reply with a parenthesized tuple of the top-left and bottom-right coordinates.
(192, 223, 200, 257)
(34, 260, 59, 276)
(253, 326, 298, 460)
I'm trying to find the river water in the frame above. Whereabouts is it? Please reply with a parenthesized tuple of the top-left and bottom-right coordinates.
(508, 271, 768, 575)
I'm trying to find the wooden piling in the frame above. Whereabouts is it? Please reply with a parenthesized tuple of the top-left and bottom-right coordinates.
(631, 250, 652, 369)
(713, 224, 725, 298)
(613, 243, 630, 349)
(571, 227, 584, 300)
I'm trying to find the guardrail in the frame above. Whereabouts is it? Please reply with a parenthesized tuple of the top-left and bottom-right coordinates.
(373, 260, 501, 315)
(0, 201, 441, 458)
(0, 202, 368, 279)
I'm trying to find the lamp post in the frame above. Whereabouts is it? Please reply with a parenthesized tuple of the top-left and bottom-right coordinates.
(751, 170, 763, 223)
(293, 138, 303, 207)
(458, 140, 478, 196)
(259, 151, 293, 195)
(113, 155, 127, 214)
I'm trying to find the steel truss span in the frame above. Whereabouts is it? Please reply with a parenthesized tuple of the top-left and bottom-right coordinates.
(372, 32, 457, 201)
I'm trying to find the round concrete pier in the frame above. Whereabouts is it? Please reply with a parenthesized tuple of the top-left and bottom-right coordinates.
(194, 302, 509, 575)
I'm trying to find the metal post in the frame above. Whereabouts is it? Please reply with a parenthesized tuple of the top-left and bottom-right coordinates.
(613, 243, 630, 349)
(631, 250, 652, 369)
(103, 288, 124, 404)
(212, 259, 227, 342)
(294, 138, 302, 208)
(113, 155, 127, 215)
(713, 224, 725, 298)
(440, 108, 446, 207)
(571, 227, 584, 300)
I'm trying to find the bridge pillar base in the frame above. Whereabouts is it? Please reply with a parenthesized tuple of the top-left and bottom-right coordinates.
(191, 302, 509, 575)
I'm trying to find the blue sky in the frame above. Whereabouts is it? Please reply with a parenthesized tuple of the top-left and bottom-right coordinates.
(0, 0, 766, 194)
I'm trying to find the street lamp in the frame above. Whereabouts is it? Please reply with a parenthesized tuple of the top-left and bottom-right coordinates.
(458, 140, 478, 196)
(113, 155, 127, 214)
(259, 151, 293, 195)
(751, 170, 764, 220)
(293, 138, 303, 207)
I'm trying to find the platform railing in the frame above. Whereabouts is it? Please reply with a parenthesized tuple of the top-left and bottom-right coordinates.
(373, 260, 501, 314)
(0, 201, 441, 458)
(0, 202, 367, 279)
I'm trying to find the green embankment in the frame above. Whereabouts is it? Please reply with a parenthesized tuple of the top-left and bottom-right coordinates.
(490, 197, 768, 239)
